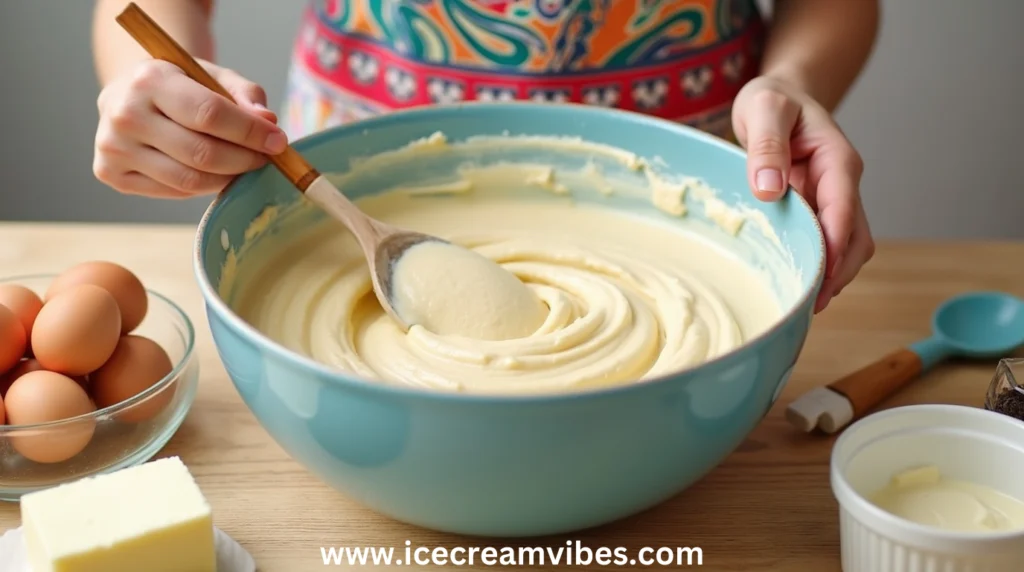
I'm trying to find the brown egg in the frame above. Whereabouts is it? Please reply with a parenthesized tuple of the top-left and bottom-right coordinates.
(92, 335, 174, 422)
(0, 284, 43, 341)
(32, 284, 121, 376)
(46, 261, 147, 334)
(0, 358, 45, 397)
(4, 370, 96, 463)
(0, 305, 26, 374)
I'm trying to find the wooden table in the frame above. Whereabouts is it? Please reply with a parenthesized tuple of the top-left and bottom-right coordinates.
(0, 223, 1017, 571)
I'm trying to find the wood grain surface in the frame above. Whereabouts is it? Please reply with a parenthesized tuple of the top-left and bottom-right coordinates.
(0, 223, 1017, 571)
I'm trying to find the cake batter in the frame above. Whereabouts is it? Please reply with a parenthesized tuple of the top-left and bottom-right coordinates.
(234, 185, 784, 395)
(390, 239, 548, 341)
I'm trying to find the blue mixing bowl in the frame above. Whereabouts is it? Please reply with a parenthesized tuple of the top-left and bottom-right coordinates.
(194, 102, 824, 537)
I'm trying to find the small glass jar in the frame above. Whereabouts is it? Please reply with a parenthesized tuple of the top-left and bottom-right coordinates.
(985, 358, 1024, 420)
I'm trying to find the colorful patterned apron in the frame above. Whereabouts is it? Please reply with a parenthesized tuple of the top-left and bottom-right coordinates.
(282, 0, 765, 142)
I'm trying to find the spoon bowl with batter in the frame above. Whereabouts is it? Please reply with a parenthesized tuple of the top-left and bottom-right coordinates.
(305, 177, 545, 338)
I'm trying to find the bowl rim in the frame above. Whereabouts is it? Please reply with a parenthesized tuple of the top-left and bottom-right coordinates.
(193, 100, 826, 403)
(0, 273, 197, 432)
(830, 403, 1024, 545)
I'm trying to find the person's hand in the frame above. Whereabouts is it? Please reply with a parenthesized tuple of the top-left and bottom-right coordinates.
(94, 59, 287, 199)
(732, 75, 874, 313)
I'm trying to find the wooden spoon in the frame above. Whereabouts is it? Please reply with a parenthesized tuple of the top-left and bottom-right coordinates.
(116, 2, 443, 331)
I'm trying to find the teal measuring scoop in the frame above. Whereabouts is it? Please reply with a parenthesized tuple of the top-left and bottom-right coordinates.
(788, 291, 1024, 433)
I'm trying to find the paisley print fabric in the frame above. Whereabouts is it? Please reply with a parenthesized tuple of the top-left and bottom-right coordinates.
(282, 0, 765, 142)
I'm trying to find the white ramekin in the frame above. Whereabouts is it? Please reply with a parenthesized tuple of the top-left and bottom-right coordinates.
(830, 404, 1024, 572)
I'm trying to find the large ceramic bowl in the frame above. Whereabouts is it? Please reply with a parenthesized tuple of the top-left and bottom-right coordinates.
(194, 103, 825, 537)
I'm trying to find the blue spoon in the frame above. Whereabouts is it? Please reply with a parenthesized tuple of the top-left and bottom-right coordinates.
(787, 291, 1024, 433)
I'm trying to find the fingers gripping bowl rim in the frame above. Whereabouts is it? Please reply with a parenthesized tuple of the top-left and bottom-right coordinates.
(193, 101, 826, 536)
(0, 274, 198, 501)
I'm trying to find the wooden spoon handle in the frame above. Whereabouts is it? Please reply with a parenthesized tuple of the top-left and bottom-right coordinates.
(115, 3, 319, 191)
(827, 347, 923, 417)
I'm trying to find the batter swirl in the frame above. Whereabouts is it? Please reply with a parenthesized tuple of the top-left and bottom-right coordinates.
(235, 193, 781, 395)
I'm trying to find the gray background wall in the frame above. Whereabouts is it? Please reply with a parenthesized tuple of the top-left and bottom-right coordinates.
(1, 1, 1021, 238)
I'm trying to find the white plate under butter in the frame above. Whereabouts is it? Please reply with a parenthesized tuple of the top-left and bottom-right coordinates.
(831, 404, 1024, 572)
(0, 526, 254, 572)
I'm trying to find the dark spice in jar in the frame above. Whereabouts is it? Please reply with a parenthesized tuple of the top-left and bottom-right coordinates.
(992, 387, 1024, 421)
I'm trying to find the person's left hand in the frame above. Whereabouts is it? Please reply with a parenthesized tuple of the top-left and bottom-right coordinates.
(732, 75, 874, 313)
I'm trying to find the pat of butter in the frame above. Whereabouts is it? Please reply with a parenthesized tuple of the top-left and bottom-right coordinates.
(870, 464, 1024, 533)
(889, 464, 941, 488)
(20, 456, 216, 572)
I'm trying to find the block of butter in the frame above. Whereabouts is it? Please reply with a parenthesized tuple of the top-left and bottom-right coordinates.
(20, 456, 216, 572)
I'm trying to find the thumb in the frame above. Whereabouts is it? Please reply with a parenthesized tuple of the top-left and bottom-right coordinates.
(742, 91, 800, 201)
(213, 67, 278, 124)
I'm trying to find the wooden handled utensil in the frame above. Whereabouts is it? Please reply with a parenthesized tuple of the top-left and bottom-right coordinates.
(787, 290, 1024, 434)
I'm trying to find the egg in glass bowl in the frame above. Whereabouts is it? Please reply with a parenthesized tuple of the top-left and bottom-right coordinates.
(0, 267, 199, 501)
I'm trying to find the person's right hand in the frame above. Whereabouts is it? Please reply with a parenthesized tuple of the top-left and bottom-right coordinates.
(94, 59, 288, 199)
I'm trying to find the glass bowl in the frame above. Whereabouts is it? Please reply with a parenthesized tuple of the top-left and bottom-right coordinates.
(0, 274, 198, 501)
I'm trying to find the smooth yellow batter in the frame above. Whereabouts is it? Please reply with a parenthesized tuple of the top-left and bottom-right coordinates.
(870, 465, 1024, 533)
(390, 239, 547, 340)
(223, 132, 801, 395)
(234, 189, 782, 395)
